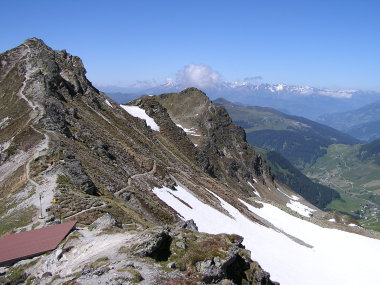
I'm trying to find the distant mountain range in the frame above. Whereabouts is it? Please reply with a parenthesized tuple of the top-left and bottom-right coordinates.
(213, 98, 360, 169)
(317, 100, 380, 142)
(102, 81, 380, 120)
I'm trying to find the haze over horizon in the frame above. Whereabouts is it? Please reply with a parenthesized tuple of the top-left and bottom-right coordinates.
(1, 0, 380, 92)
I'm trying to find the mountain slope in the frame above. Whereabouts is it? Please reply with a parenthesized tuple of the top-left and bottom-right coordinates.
(214, 98, 359, 169)
(318, 100, 380, 141)
(360, 139, 380, 165)
(1, 39, 380, 285)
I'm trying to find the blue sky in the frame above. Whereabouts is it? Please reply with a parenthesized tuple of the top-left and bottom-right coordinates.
(1, 0, 380, 91)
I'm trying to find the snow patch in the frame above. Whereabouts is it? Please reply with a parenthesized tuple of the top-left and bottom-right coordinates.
(0, 138, 12, 152)
(275, 84, 284, 91)
(120, 105, 160, 131)
(276, 187, 293, 199)
(247, 181, 261, 197)
(286, 200, 315, 217)
(276, 187, 300, 201)
(105, 99, 113, 108)
(176, 124, 201, 136)
(291, 195, 300, 201)
(328, 218, 336, 223)
(0, 116, 10, 129)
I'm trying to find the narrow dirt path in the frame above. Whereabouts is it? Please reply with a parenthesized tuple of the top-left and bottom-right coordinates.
(64, 204, 107, 220)
(17, 43, 51, 188)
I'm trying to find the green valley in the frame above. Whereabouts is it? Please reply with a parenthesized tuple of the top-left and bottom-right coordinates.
(305, 142, 380, 231)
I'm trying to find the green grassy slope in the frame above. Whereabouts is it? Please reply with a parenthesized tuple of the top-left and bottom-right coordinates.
(304, 143, 380, 231)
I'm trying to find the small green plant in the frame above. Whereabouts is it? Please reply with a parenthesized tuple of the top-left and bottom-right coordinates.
(47, 274, 61, 285)
(118, 246, 129, 254)
(169, 233, 230, 271)
(0, 258, 39, 284)
(89, 256, 109, 270)
(126, 268, 143, 283)
(57, 175, 71, 188)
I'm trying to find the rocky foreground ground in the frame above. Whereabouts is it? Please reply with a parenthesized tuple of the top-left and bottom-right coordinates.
(0, 215, 276, 285)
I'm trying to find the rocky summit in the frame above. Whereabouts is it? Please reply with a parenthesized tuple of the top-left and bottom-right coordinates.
(1, 39, 380, 285)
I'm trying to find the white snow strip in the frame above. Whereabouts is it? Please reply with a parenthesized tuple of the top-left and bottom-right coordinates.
(328, 218, 336, 223)
(252, 178, 258, 183)
(105, 99, 113, 108)
(120, 105, 160, 131)
(153, 185, 380, 285)
(176, 124, 201, 136)
(0, 116, 10, 129)
(276, 187, 293, 199)
(286, 200, 315, 217)
(349, 223, 358, 227)
(276, 187, 300, 201)
(247, 181, 261, 197)
(291, 195, 300, 201)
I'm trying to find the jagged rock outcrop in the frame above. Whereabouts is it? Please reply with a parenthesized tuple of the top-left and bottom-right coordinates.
(134, 227, 172, 261)
(134, 88, 274, 196)
(134, 225, 278, 285)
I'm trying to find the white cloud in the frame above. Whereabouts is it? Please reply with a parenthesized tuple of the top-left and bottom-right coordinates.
(244, 76, 263, 82)
(317, 89, 355, 98)
(176, 64, 222, 88)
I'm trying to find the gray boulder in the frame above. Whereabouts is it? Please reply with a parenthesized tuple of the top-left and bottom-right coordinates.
(176, 219, 198, 232)
(134, 230, 172, 261)
(90, 213, 122, 229)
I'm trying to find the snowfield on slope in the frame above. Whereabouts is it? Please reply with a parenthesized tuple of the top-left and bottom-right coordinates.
(286, 200, 315, 217)
(176, 124, 201, 136)
(120, 105, 160, 131)
(152, 185, 380, 285)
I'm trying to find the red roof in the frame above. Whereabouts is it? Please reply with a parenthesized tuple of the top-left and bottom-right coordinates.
(0, 220, 77, 266)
